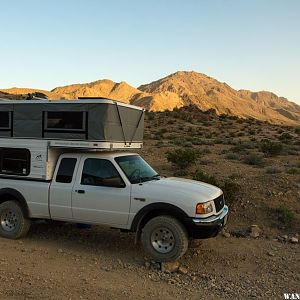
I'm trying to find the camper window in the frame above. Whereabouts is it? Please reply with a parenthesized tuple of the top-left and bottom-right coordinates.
(45, 111, 86, 132)
(0, 148, 30, 176)
(0, 112, 11, 129)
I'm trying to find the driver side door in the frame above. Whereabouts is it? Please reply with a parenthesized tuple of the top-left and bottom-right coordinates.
(72, 158, 131, 226)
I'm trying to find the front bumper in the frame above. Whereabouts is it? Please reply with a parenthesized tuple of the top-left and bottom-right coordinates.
(184, 205, 229, 239)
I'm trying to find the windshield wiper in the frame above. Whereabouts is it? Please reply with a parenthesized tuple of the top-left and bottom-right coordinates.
(140, 174, 161, 182)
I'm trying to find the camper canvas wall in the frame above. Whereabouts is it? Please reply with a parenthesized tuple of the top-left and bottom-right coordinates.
(0, 99, 145, 144)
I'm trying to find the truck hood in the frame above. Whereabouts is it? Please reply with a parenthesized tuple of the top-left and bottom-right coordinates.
(148, 177, 222, 200)
(130, 176, 223, 218)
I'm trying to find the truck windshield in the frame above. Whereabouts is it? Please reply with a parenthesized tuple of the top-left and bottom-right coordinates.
(115, 155, 160, 184)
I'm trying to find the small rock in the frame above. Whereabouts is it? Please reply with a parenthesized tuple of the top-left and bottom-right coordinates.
(57, 249, 63, 253)
(249, 225, 261, 238)
(282, 235, 288, 241)
(290, 237, 299, 244)
(222, 230, 231, 238)
(267, 251, 275, 257)
(178, 266, 188, 275)
(117, 259, 123, 267)
(161, 261, 180, 273)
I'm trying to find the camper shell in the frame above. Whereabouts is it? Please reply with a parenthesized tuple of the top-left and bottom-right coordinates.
(0, 98, 145, 180)
(0, 98, 144, 145)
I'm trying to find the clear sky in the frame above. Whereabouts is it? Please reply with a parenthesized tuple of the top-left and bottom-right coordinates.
(0, 0, 299, 104)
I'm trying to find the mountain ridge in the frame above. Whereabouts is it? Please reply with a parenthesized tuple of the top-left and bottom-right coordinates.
(1, 71, 299, 125)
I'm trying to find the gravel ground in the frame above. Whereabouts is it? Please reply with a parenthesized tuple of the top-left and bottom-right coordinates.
(0, 222, 299, 299)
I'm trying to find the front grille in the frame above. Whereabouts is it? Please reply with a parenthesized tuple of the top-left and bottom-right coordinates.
(214, 194, 225, 213)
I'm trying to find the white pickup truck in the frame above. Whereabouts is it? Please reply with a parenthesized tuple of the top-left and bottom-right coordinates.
(0, 150, 228, 261)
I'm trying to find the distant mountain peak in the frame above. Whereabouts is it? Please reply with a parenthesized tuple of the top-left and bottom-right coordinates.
(1, 71, 299, 125)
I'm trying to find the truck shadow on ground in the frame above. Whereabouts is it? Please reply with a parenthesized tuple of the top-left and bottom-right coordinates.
(26, 220, 151, 264)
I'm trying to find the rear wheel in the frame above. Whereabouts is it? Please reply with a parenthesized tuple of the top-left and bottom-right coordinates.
(141, 215, 188, 262)
(0, 201, 30, 239)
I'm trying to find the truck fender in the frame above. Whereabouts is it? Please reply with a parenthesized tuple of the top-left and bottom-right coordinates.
(0, 188, 30, 218)
(131, 202, 189, 244)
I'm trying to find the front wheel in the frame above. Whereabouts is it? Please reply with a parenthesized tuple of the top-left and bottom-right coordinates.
(141, 215, 188, 262)
(0, 201, 31, 239)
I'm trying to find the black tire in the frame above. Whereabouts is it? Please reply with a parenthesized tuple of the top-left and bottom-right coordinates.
(141, 215, 188, 262)
(0, 201, 31, 239)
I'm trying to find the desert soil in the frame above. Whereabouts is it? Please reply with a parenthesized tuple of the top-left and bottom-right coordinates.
(0, 223, 299, 300)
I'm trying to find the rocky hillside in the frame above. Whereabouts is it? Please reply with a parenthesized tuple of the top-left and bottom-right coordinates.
(139, 71, 300, 125)
(1, 71, 300, 125)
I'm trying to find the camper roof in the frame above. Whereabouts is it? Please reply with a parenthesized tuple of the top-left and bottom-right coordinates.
(0, 98, 144, 111)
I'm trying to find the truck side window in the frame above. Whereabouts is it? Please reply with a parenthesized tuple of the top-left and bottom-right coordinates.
(56, 158, 77, 183)
(0, 148, 30, 176)
(81, 159, 125, 188)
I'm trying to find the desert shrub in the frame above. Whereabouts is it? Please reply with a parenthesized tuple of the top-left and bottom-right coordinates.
(243, 153, 265, 166)
(219, 114, 228, 121)
(154, 133, 163, 140)
(199, 147, 211, 154)
(266, 166, 283, 174)
(286, 148, 300, 156)
(205, 133, 213, 139)
(171, 138, 185, 146)
(277, 128, 284, 134)
(185, 136, 194, 142)
(147, 113, 155, 121)
(261, 140, 283, 156)
(183, 141, 194, 148)
(276, 206, 294, 227)
(167, 119, 175, 125)
(286, 168, 300, 175)
(198, 158, 210, 165)
(279, 132, 293, 142)
(193, 170, 218, 186)
(193, 139, 215, 146)
(166, 148, 199, 169)
(155, 141, 165, 148)
(222, 180, 240, 206)
(159, 128, 168, 134)
(173, 169, 188, 177)
(225, 153, 239, 160)
(193, 171, 240, 206)
(230, 142, 249, 153)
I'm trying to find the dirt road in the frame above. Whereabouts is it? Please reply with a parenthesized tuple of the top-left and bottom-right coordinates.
(0, 222, 299, 299)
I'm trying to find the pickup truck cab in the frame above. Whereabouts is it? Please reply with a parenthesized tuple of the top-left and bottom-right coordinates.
(0, 151, 228, 261)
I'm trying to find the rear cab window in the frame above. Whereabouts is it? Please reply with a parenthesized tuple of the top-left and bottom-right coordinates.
(56, 158, 77, 183)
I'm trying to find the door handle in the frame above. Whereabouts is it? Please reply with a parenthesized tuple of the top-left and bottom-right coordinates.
(134, 197, 146, 202)
(75, 189, 85, 194)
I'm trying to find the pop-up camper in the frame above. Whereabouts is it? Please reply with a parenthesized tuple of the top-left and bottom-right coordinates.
(0, 98, 144, 179)
(0, 98, 144, 148)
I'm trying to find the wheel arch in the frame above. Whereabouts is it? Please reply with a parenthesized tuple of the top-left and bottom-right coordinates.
(0, 188, 30, 218)
(131, 202, 189, 243)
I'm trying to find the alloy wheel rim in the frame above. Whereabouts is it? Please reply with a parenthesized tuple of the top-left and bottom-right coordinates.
(150, 227, 175, 254)
(0, 210, 18, 232)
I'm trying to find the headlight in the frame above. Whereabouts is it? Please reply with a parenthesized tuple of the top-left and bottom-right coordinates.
(196, 201, 214, 214)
